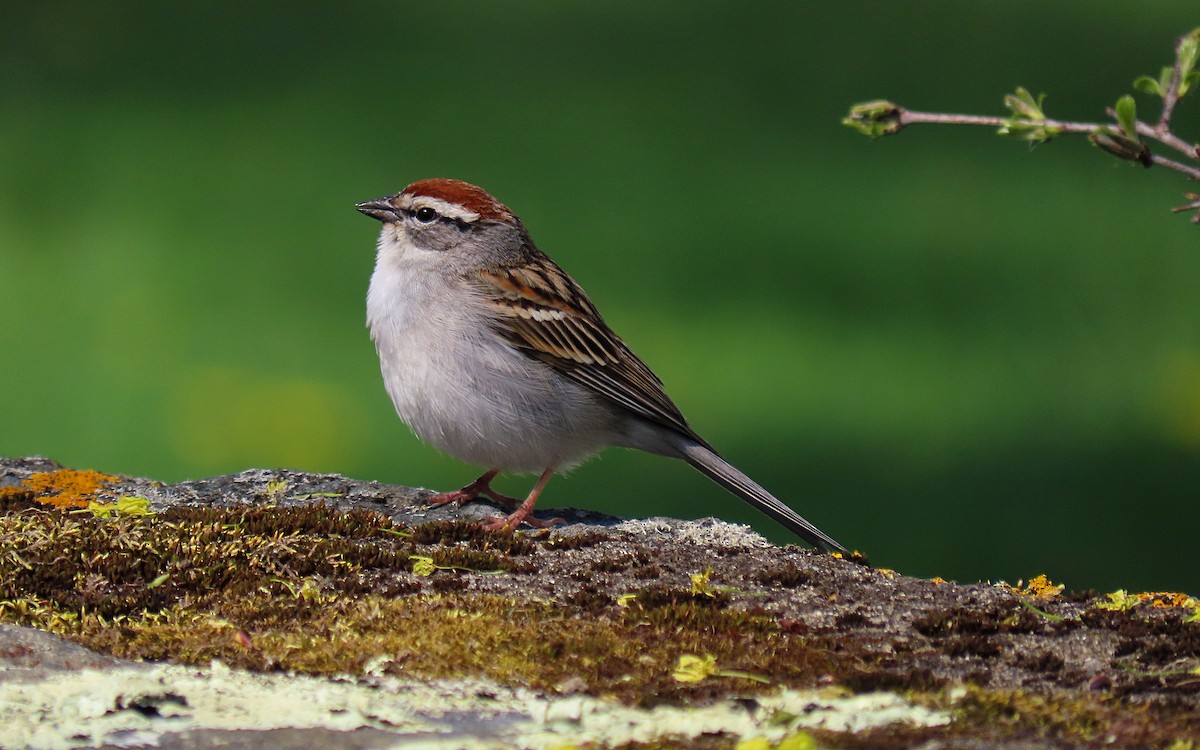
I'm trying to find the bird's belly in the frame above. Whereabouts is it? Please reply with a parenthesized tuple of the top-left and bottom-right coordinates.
(377, 325, 615, 472)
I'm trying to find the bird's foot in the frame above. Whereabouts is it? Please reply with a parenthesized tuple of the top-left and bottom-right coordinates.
(426, 488, 472, 507)
(476, 467, 560, 533)
(479, 487, 523, 509)
(427, 469, 507, 507)
(480, 509, 565, 533)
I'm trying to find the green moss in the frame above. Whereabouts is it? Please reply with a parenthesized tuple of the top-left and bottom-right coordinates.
(947, 686, 1200, 748)
(409, 518, 536, 555)
(426, 546, 510, 573)
(541, 529, 607, 550)
(0, 501, 847, 705)
(4, 494, 1199, 742)
(755, 563, 812, 589)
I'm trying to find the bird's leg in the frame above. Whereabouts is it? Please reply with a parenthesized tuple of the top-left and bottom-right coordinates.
(428, 468, 503, 506)
(480, 467, 563, 532)
(428, 468, 527, 509)
(477, 483, 524, 509)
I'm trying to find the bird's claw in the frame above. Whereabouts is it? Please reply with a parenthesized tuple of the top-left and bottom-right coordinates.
(427, 489, 470, 507)
(480, 513, 565, 533)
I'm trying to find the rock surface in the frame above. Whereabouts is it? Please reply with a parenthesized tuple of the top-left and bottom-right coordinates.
(1, 456, 1197, 749)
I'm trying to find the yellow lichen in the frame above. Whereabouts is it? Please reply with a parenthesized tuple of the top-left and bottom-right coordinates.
(1143, 591, 1198, 609)
(690, 567, 716, 597)
(1095, 590, 1197, 613)
(1012, 574, 1064, 601)
(673, 653, 719, 683)
(0, 500, 832, 704)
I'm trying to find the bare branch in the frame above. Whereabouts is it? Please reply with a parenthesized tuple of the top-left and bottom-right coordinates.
(1159, 31, 1193, 127)
(1148, 153, 1200, 180)
(843, 28, 1200, 226)
(1171, 193, 1200, 224)
(896, 109, 1102, 135)
(1120, 113, 1196, 160)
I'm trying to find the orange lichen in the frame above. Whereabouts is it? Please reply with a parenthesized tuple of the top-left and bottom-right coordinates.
(17, 469, 120, 509)
(0, 485, 35, 504)
(1140, 591, 1197, 609)
(1011, 574, 1064, 601)
(1096, 590, 1200, 613)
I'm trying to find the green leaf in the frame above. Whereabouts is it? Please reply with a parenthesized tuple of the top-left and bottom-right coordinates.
(411, 555, 436, 576)
(1096, 589, 1140, 611)
(673, 654, 719, 683)
(1003, 86, 1046, 119)
(376, 526, 412, 539)
(1133, 75, 1163, 97)
(1162, 66, 1176, 95)
(1114, 95, 1138, 138)
(1139, 66, 1173, 99)
(842, 100, 903, 138)
(1185, 70, 1200, 98)
(715, 669, 772, 684)
(1178, 28, 1200, 95)
(116, 495, 152, 516)
(86, 500, 115, 518)
(1018, 597, 1065, 621)
(998, 88, 1059, 143)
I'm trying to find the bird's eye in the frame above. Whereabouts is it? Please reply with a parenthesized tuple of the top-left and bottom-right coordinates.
(414, 207, 438, 224)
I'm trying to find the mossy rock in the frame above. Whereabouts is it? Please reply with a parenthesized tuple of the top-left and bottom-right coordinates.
(1, 456, 1197, 749)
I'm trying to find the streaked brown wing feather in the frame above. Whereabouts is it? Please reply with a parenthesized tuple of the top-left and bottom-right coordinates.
(473, 264, 695, 437)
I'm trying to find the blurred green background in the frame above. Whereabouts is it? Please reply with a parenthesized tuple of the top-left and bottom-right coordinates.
(2, 2, 1197, 594)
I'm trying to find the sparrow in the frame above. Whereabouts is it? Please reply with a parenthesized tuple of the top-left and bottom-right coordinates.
(357, 178, 845, 552)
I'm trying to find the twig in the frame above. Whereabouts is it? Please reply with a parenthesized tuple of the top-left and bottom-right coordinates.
(1158, 33, 1189, 128)
(1130, 117, 1196, 160)
(868, 107, 1200, 180)
(896, 110, 1101, 134)
(844, 27, 1200, 225)
(1171, 193, 1200, 224)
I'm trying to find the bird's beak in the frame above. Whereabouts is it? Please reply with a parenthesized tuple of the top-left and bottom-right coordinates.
(356, 196, 402, 223)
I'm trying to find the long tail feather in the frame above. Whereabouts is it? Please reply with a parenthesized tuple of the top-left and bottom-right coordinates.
(678, 440, 845, 552)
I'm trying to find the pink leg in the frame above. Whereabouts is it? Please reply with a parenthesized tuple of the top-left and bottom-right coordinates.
(428, 468, 521, 509)
(480, 467, 563, 533)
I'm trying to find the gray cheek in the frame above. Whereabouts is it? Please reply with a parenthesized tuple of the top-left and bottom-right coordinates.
(412, 224, 467, 253)
(457, 222, 529, 267)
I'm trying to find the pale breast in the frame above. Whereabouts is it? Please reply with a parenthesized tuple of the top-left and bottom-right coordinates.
(367, 255, 618, 472)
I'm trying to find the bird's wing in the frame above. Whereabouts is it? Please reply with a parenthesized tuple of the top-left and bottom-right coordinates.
(472, 263, 696, 438)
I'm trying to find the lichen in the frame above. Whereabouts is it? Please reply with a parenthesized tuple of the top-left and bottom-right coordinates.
(0, 500, 846, 705)
(0, 468, 120, 509)
(3, 460, 1199, 746)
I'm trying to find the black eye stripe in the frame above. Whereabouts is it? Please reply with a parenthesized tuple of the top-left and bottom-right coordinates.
(403, 207, 472, 230)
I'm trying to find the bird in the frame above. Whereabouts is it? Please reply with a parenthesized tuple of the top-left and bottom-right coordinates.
(357, 178, 845, 552)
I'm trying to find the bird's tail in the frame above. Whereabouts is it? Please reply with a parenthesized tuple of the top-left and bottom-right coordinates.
(678, 439, 845, 553)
